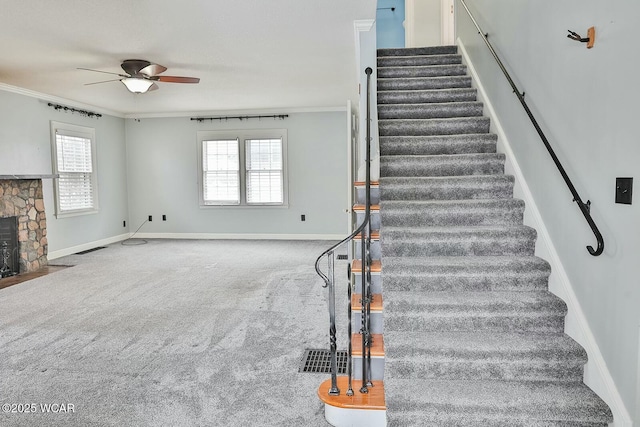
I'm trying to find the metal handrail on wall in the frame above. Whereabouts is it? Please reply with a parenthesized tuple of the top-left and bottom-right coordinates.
(459, 0, 604, 256)
(315, 67, 374, 397)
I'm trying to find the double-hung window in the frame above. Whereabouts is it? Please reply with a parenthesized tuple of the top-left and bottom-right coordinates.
(50, 121, 98, 217)
(198, 129, 287, 206)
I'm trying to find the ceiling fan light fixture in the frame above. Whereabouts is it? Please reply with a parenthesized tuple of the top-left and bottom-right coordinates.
(121, 78, 154, 93)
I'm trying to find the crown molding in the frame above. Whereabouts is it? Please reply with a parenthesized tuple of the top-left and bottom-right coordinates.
(0, 82, 348, 120)
(0, 82, 124, 118)
(354, 19, 375, 32)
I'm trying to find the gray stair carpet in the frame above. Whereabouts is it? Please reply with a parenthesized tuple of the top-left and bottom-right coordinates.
(376, 46, 613, 426)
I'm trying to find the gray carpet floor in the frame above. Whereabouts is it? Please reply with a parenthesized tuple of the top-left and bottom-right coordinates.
(0, 239, 344, 426)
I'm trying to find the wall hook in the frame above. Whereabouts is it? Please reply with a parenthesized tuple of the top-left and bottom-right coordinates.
(567, 27, 595, 49)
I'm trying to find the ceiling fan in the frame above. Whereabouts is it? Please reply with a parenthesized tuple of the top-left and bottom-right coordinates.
(79, 59, 200, 93)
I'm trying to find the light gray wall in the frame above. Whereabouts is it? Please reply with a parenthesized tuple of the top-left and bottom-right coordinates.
(457, 0, 640, 422)
(124, 111, 349, 236)
(0, 89, 129, 254)
(358, 21, 380, 181)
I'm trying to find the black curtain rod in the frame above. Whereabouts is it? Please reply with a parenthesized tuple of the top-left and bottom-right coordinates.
(190, 114, 288, 122)
(47, 103, 102, 119)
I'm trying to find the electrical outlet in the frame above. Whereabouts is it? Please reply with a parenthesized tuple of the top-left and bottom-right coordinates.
(148, 215, 152, 222)
(301, 214, 306, 221)
(162, 214, 167, 221)
(123, 220, 126, 227)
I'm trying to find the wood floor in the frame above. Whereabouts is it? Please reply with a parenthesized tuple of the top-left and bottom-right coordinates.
(0, 265, 70, 290)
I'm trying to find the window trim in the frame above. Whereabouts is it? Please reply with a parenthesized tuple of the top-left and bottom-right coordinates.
(197, 129, 288, 208)
(50, 121, 99, 218)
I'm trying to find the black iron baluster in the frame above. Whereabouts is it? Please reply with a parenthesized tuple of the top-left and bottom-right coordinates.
(365, 224, 373, 388)
(346, 263, 354, 396)
(360, 67, 374, 394)
(327, 251, 340, 396)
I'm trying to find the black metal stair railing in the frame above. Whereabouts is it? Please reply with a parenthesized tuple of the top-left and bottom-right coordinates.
(459, 0, 604, 256)
(315, 67, 375, 397)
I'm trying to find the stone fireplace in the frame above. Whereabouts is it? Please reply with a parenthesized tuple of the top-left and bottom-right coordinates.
(0, 178, 49, 274)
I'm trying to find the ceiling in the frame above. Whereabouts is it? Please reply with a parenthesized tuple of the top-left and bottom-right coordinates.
(0, 0, 376, 116)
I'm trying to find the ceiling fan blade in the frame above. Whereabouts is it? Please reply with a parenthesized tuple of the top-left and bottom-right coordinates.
(156, 76, 200, 84)
(139, 63, 167, 77)
(78, 67, 127, 78)
(148, 83, 159, 92)
(121, 59, 151, 76)
(84, 78, 122, 86)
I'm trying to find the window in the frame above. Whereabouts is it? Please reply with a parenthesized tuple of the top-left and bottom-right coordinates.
(50, 122, 98, 217)
(203, 139, 240, 204)
(245, 138, 283, 204)
(198, 129, 287, 206)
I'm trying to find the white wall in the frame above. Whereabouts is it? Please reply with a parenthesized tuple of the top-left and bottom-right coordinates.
(357, 21, 380, 182)
(124, 111, 349, 238)
(457, 0, 640, 423)
(0, 88, 129, 255)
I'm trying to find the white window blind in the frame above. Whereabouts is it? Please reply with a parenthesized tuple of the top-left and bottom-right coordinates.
(203, 139, 240, 204)
(245, 138, 283, 204)
(55, 132, 95, 212)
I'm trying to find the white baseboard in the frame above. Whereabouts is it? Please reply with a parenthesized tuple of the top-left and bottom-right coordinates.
(131, 232, 345, 241)
(47, 233, 130, 260)
(47, 232, 344, 260)
(457, 38, 632, 427)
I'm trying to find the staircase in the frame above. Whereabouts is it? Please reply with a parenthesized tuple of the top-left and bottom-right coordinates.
(376, 45, 614, 426)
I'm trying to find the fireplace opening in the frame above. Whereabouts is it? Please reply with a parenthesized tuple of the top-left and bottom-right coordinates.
(0, 216, 19, 278)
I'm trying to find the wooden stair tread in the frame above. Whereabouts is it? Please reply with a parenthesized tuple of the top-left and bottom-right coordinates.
(354, 181, 380, 187)
(352, 333, 385, 357)
(318, 377, 386, 410)
(354, 231, 380, 240)
(353, 204, 380, 211)
(352, 259, 382, 273)
(351, 293, 383, 311)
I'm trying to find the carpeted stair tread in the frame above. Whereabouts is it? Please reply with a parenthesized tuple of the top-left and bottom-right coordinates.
(377, 46, 458, 57)
(381, 225, 537, 257)
(378, 102, 484, 120)
(381, 153, 504, 177)
(380, 175, 514, 200)
(383, 298, 566, 333)
(377, 53, 462, 67)
(384, 330, 587, 382)
(381, 255, 551, 292)
(378, 64, 468, 79)
(383, 290, 566, 320)
(380, 199, 525, 227)
(378, 76, 472, 91)
(380, 134, 497, 155)
(378, 88, 478, 104)
(379, 117, 491, 136)
(385, 379, 612, 426)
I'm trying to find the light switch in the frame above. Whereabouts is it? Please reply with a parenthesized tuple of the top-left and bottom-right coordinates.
(615, 177, 633, 204)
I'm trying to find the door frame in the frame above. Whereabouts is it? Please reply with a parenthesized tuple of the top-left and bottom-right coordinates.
(441, 0, 455, 45)
(405, 0, 455, 46)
